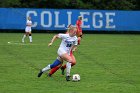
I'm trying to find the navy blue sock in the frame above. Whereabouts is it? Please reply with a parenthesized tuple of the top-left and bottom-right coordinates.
(50, 59, 61, 69)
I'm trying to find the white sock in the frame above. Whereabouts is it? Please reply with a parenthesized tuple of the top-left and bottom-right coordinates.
(66, 62, 71, 76)
(29, 36, 32, 42)
(22, 35, 26, 42)
(42, 64, 51, 72)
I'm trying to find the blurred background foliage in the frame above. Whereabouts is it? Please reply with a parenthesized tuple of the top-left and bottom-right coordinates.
(0, 0, 139, 10)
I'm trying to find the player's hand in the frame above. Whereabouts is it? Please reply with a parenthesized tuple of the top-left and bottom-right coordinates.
(72, 47, 77, 52)
(48, 42, 52, 47)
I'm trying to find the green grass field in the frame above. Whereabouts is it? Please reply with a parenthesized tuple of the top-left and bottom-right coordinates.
(0, 33, 140, 93)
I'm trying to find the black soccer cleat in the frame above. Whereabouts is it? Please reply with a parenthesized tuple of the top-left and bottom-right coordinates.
(47, 73, 52, 77)
(66, 76, 71, 81)
(38, 70, 43, 77)
(61, 67, 65, 75)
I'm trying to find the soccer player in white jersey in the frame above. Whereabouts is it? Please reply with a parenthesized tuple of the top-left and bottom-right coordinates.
(22, 16, 32, 43)
(38, 26, 78, 81)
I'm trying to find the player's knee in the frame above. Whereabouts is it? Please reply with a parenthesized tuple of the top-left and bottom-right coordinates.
(25, 33, 28, 36)
(71, 62, 76, 66)
(67, 58, 73, 63)
(79, 35, 82, 38)
(78, 37, 81, 40)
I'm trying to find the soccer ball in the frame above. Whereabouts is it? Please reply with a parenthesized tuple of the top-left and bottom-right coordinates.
(72, 74, 80, 82)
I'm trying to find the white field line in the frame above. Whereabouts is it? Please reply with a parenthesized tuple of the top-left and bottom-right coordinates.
(7, 41, 45, 46)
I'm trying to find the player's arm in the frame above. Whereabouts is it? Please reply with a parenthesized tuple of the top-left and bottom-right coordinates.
(48, 34, 66, 46)
(72, 38, 78, 52)
(76, 21, 81, 31)
(71, 45, 77, 52)
(48, 34, 59, 46)
(76, 20, 79, 27)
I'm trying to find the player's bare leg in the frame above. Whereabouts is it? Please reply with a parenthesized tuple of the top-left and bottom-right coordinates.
(78, 37, 81, 45)
(77, 32, 82, 45)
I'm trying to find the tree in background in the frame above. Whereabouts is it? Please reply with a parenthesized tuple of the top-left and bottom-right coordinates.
(0, 0, 21, 7)
(0, 0, 139, 10)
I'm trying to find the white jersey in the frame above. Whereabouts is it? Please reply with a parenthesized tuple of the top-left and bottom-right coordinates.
(57, 34, 78, 56)
(25, 20, 32, 32)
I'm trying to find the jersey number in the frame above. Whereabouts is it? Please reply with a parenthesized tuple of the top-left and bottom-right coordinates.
(66, 44, 72, 47)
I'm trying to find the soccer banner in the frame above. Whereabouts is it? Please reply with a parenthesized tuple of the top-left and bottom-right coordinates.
(0, 8, 140, 31)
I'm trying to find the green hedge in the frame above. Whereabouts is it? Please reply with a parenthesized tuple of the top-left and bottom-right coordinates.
(0, 0, 139, 10)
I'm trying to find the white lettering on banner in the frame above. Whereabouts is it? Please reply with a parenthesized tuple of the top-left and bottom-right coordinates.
(41, 11, 52, 27)
(93, 12, 103, 28)
(80, 12, 90, 28)
(54, 12, 65, 28)
(26, 10, 116, 30)
(26, 11, 37, 27)
(105, 13, 116, 28)
(67, 12, 72, 26)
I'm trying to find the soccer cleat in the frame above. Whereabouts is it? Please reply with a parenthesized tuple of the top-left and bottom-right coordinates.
(61, 67, 65, 75)
(47, 73, 52, 77)
(22, 39, 24, 43)
(66, 76, 71, 81)
(38, 70, 43, 77)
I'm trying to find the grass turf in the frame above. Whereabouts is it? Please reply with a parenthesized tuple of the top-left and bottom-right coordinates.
(0, 33, 140, 93)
